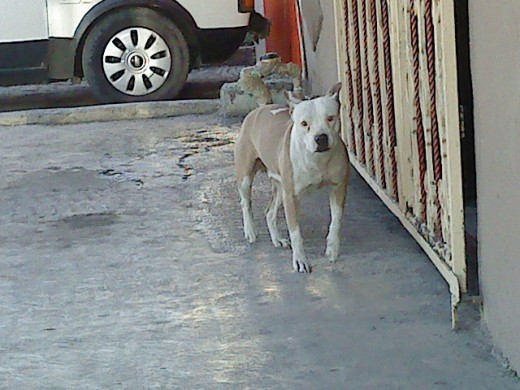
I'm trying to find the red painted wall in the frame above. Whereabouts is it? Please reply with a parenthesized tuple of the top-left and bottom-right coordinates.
(263, 0, 303, 67)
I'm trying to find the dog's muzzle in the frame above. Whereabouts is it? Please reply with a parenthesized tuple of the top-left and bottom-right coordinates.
(315, 134, 330, 152)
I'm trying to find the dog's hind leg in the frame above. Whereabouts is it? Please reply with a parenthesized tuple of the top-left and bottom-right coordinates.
(236, 153, 264, 244)
(235, 131, 262, 244)
(265, 180, 290, 248)
(326, 181, 348, 262)
(238, 172, 258, 244)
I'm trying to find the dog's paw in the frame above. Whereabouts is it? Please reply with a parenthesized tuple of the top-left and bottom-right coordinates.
(293, 258, 311, 273)
(325, 241, 340, 263)
(272, 237, 291, 249)
(244, 226, 257, 244)
(325, 237, 339, 263)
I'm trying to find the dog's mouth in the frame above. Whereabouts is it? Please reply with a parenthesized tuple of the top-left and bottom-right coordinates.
(316, 146, 330, 153)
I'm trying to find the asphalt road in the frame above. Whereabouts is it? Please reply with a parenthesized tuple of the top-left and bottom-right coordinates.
(0, 46, 254, 113)
(0, 65, 243, 113)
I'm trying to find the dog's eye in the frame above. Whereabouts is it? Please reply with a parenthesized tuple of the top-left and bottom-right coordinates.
(327, 115, 335, 122)
(301, 120, 308, 127)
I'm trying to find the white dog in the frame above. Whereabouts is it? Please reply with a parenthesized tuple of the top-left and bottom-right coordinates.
(234, 83, 351, 273)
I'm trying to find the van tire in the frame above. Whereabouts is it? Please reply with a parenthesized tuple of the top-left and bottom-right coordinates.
(82, 7, 190, 103)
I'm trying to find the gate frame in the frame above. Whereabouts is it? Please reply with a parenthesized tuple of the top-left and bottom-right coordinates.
(333, 0, 466, 328)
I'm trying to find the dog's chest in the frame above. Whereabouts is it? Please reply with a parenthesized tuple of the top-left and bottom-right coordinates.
(292, 160, 329, 195)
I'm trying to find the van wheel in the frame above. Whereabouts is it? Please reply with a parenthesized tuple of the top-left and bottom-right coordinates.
(82, 8, 189, 103)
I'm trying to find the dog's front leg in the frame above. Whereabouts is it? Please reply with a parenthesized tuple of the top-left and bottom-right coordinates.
(282, 190, 311, 273)
(326, 181, 348, 262)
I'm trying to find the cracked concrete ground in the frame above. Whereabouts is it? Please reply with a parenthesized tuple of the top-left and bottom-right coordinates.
(1, 115, 519, 389)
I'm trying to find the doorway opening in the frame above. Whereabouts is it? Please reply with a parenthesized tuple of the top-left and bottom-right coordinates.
(455, 0, 479, 296)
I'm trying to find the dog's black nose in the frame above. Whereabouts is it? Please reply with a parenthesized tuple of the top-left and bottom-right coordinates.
(315, 134, 329, 152)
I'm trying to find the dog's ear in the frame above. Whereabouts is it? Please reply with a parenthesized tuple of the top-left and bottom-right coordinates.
(285, 90, 303, 115)
(327, 82, 343, 101)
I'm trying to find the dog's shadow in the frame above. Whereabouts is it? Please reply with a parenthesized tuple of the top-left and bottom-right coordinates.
(195, 169, 416, 266)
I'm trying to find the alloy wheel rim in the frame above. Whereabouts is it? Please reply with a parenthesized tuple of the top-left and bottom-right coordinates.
(102, 27, 172, 96)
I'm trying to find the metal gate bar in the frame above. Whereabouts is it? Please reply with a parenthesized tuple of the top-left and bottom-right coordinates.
(334, 0, 466, 327)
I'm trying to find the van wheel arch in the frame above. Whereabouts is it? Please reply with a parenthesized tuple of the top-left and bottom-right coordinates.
(73, 0, 201, 78)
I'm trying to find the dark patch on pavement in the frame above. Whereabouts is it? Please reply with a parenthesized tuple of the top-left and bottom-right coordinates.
(60, 212, 119, 229)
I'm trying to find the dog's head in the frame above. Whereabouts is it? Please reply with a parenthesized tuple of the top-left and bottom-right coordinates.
(286, 82, 342, 154)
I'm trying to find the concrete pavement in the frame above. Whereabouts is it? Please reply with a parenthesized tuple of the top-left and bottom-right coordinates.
(0, 115, 518, 389)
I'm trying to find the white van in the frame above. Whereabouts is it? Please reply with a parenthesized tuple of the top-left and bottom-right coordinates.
(0, 0, 265, 103)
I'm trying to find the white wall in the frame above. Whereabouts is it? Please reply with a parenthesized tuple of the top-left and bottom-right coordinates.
(299, 0, 339, 95)
(470, 0, 520, 373)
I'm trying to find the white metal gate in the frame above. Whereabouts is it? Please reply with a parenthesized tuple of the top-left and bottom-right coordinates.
(333, 0, 465, 327)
